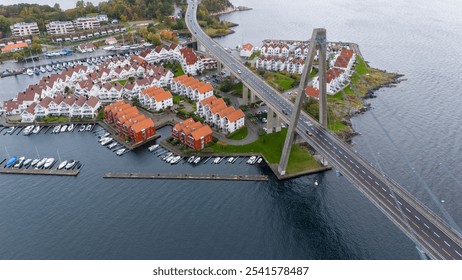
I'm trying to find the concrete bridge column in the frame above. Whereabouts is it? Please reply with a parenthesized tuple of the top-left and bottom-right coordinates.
(250, 91, 256, 104)
(242, 85, 249, 104)
(217, 62, 222, 73)
(266, 108, 274, 134)
(275, 115, 282, 132)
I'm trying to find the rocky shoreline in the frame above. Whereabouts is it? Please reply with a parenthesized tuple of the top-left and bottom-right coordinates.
(210, 6, 252, 16)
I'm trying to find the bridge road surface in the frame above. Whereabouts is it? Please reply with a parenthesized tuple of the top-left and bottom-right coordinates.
(186, 0, 462, 259)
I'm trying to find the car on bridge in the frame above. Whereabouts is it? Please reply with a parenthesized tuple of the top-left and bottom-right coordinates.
(237, 70, 242, 74)
(306, 130, 313, 136)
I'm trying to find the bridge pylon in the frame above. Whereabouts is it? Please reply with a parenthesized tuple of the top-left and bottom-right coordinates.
(277, 28, 327, 176)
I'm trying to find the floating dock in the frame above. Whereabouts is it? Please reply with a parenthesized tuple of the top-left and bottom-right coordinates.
(0, 168, 80, 176)
(104, 172, 268, 181)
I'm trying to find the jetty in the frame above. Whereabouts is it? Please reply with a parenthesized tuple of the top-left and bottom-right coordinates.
(104, 172, 268, 181)
(0, 167, 80, 176)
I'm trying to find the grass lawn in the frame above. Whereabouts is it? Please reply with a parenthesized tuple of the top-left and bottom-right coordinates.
(233, 82, 243, 95)
(173, 94, 187, 104)
(41, 116, 70, 123)
(226, 126, 248, 140)
(264, 72, 296, 92)
(174, 66, 185, 77)
(112, 79, 128, 86)
(249, 51, 261, 60)
(212, 129, 321, 174)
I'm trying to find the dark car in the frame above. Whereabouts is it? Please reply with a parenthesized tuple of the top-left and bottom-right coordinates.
(282, 109, 288, 115)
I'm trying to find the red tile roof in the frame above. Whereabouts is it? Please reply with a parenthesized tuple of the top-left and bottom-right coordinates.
(189, 124, 212, 140)
(305, 87, 319, 98)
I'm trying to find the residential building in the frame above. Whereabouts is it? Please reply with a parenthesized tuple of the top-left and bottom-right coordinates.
(170, 75, 214, 101)
(1, 42, 28, 53)
(196, 96, 245, 134)
(10, 22, 40, 37)
(74, 17, 100, 30)
(77, 42, 96, 53)
(240, 43, 254, 58)
(171, 118, 213, 150)
(139, 86, 173, 111)
(96, 14, 108, 22)
(46, 21, 75, 35)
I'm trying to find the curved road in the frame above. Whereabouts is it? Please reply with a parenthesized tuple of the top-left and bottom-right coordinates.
(186, 0, 462, 259)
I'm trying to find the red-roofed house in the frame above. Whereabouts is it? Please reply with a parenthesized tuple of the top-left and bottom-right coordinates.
(171, 118, 212, 150)
(305, 87, 319, 99)
(240, 43, 254, 58)
(21, 102, 37, 122)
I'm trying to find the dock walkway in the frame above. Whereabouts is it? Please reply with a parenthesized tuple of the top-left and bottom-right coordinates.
(104, 172, 268, 181)
(0, 168, 80, 176)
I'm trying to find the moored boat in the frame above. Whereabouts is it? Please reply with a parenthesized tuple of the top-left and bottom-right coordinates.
(193, 157, 201, 164)
(86, 124, 92, 131)
(58, 160, 68, 170)
(53, 125, 61, 133)
(36, 158, 48, 168)
(65, 160, 76, 170)
(60, 125, 68, 132)
(14, 156, 26, 168)
(30, 158, 39, 167)
(6, 127, 15, 134)
(32, 125, 40, 134)
(43, 158, 55, 169)
(23, 125, 34, 135)
(23, 158, 32, 167)
(67, 123, 74, 132)
(228, 157, 234, 163)
(148, 144, 159, 152)
(79, 124, 86, 132)
(5, 156, 17, 168)
(116, 148, 126, 156)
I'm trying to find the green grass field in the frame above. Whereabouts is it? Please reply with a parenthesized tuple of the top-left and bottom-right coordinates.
(226, 126, 248, 140)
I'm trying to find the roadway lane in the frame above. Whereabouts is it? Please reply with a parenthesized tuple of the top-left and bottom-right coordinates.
(186, 0, 462, 259)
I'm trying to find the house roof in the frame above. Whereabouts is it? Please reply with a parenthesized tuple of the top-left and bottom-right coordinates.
(305, 87, 319, 98)
(24, 102, 37, 114)
(242, 43, 254, 51)
(39, 96, 53, 107)
(1, 42, 28, 53)
(327, 68, 344, 83)
(130, 118, 155, 133)
(3, 100, 21, 111)
(225, 109, 245, 122)
(153, 89, 172, 102)
(180, 47, 198, 65)
(189, 124, 212, 140)
(85, 96, 100, 108)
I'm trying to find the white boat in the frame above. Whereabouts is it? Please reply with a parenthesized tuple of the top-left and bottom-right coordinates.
(213, 157, 220, 164)
(79, 124, 86, 132)
(86, 124, 92, 131)
(247, 156, 256, 164)
(46, 65, 52, 72)
(32, 125, 40, 134)
(60, 125, 68, 132)
(67, 124, 74, 132)
(314, 180, 319, 186)
(101, 138, 113, 146)
(26, 68, 34, 76)
(40, 66, 46, 73)
(53, 125, 61, 133)
(193, 157, 201, 164)
(36, 158, 48, 168)
(116, 148, 126, 156)
(188, 156, 195, 163)
(148, 144, 159, 152)
(257, 158, 263, 164)
(107, 142, 118, 149)
(30, 159, 39, 167)
(14, 156, 26, 168)
(6, 127, 15, 134)
(65, 160, 76, 170)
(22, 125, 34, 136)
(171, 156, 181, 164)
(58, 160, 68, 170)
(23, 158, 32, 167)
(166, 156, 174, 163)
(162, 152, 172, 160)
(228, 157, 234, 163)
(44, 158, 55, 169)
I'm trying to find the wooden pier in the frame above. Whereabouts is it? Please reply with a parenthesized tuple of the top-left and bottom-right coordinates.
(104, 172, 268, 181)
(0, 168, 80, 176)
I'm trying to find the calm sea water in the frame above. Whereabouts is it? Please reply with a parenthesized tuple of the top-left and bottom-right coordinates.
(1, 0, 461, 259)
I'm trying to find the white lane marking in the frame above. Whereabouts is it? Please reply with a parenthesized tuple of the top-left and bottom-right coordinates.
(434, 231, 440, 238)
(381, 187, 387, 192)
(349, 160, 354, 164)
(334, 146, 338, 150)
(444, 241, 451, 247)
(368, 175, 372, 180)
(339, 150, 343, 154)
(414, 215, 420, 221)
(424, 223, 429, 229)
(456, 250, 462, 257)
(388, 193, 394, 198)
(361, 170, 366, 174)
(355, 164, 359, 169)
(405, 208, 411, 213)
(375, 181, 379, 186)
(398, 200, 403, 206)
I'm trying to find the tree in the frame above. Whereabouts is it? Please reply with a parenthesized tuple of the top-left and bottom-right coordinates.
(0, 15, 11, 34)
(30, 42, 42, 54)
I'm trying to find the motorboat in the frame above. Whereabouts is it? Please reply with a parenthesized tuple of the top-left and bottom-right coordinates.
(247, 156, 256, 164)
(213, 157, 220, 164)
(26, 68, 34, 76)
(34, 68, 40, 75)
(36, 158, 48, 168)
(100, 132, 110, 138)
(148, 144, 159, 152)
(193, 157, 201, 164)
(32, 125, 40, 134)
(188, 156, 195, 163)
(79, 124, 86, 132)
(60, 125, 68, 132)
(30, 159, 39, 167)
(257, 158, 263, 164)
(43, 158, 55, 169)
(22, 125, 34, 136)
(116, 148, 126, 156)
(107, 142, 118, 149)
(40, 66, 46, 73)
(228, 157, 234, 163)
(170, 156, 181, 164)
(53, 125, 61, 133)
(86, 124, 92, 131)
(166, 156, 174, 163)
(162, 152, 173, 160)
(100, 137, 113, 146)
(67, 123, 74, 132)
(98, 137, 109, 143)
(52, 64, 58, 71)
(23, 158, 32, 167)
(58, 160, 68, 170)
(46, 65, 52, 72)
(14, 156, 25, 168)
(65, 160, 77, 170)
(5, 156, 17, 168)
(6, 127, 15, 134)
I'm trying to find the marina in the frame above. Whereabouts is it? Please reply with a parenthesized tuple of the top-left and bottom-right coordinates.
(0, 166, 80, 176)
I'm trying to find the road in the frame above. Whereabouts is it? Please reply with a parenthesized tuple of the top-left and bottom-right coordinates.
(186, 0, 462, 259)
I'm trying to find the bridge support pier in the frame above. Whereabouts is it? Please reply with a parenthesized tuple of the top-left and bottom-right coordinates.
(277, 28, 327, 176)
(242, 85, 249, 104)
(275, 115, 282, 132)
(217, 62, 222, 74)
(266, 108, 274, 134)
(250, 91, 257, 104)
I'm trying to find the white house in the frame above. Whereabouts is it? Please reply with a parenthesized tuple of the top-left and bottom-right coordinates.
(240, 43, 254, 58)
